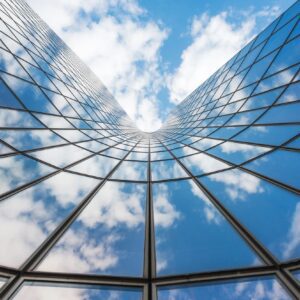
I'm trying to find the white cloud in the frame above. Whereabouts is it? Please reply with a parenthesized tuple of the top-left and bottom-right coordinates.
(25, 1, 283, 132)
(27, 0, 168, 132)
(210, 169, 264, 201)
(37, 181, 146, 274)
(0, 171, 98, 267)
(167, 8, 280, 104)
(283, 202, 300, 259)
(153, 184, 181, 228)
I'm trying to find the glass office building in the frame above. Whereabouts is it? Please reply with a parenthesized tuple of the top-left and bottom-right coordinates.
(0, 0, 299, 298)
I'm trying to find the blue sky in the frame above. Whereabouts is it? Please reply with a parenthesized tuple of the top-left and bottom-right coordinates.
(27, 0, 295, 131)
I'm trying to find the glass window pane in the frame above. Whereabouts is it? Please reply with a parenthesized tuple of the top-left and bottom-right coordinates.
(0, 129, 66, 151)
(0, 154, 54, 195)
(0, 78, 22, 109)
(245, 149, 300, 189)
(151, 151, 172, 160)
(0, 172, 99, 267)
(153, 180, 261, 276)
(30, 145, 91, 168)
(70, 154, 119, 178)
(157, 276, 291, 299)
(37, 182, 146, 276)
(259, 17, 298, 59)
(111, 161, 147, 181)
(256, 102, 300, 124)
(151, 159, 187, 181)
(180, 153, 230, 176)
(12, 282, 142, 300)
(233, 125, 300, 146)
(1, 73, 58, 114)
(126, 151, 148, 161)
(101, 147, 128, 159)
(207, 141, 271, 164)
(0, 108, 43, 128)
(199, 168, 300, 261)
(267, 37, 300, 75)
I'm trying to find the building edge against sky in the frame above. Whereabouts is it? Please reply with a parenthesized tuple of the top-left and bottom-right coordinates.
(0, 0, 299, 299)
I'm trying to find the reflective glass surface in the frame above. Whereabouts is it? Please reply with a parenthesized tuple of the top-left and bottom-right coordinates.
(151, 159, 187, 181)
(0, 154, 54, 195)
(157, 276, 291, 299)
(199, 169, 300, 261)
(37, 182, 146, 276)
(69, 154, 119, 178)
(153, 180, 261, 275)
(0, 0, 299, 298)
(0, 172, 99, 267)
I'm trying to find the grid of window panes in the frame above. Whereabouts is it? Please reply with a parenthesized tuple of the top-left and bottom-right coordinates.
(0, 0, 299, 299)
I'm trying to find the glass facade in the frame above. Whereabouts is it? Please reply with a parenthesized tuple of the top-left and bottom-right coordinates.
(0, 0, 299, 299)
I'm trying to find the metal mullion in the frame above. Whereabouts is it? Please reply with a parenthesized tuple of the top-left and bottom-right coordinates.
(159, 139, 300, 298)
(21, 271, 146, 287)
(154, 265, 277, 287)
(143, 137, 156, 300)
(0, 139, 140, 300)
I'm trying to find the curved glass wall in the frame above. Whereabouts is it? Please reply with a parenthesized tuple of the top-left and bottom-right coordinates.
(0, 0, 299, 299)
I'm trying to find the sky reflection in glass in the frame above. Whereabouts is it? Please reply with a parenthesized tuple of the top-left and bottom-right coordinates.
(153, 180, 261, 275)
(0, 0, 299, 297)
(12, 282, 142, 300)
(37, 182, 146, 276)
(0, 172, 99, 267)
(158, 276, 291, 300)
(199, 168, 300, 261)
